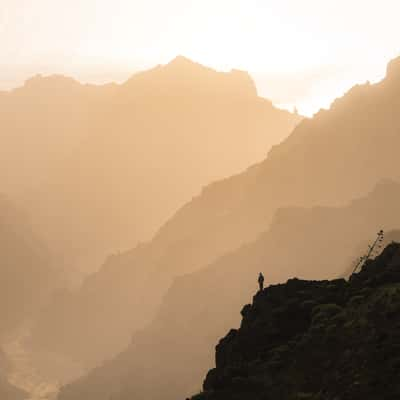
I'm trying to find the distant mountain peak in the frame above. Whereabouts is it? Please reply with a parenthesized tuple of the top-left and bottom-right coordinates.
(125, 56, 259, 97)
(385, 56, 400, 82)
(161, 55, 214, 75)
(23, 74, 80, 91)
(166, 55, 199, 68)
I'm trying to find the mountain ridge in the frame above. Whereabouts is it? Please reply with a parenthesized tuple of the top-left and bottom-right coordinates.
(124, 55, 259, 98)
(29, 55, 400, 376)
(57, 180, 400, 400)
(9, 55, 299, 274)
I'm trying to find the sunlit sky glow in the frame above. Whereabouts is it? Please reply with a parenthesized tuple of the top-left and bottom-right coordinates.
(1, 0, 400, 115)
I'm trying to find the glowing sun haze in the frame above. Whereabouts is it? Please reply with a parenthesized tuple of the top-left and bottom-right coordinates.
(1, 0, 400, 115)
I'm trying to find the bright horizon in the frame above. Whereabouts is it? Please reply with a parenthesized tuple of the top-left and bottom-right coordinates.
(1, 0, 400, 115)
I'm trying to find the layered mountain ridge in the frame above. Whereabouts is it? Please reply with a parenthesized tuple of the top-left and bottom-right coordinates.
(125, 55, 258, 97)
(30, 55, 400, 371)
(57, 181, 400, 400)
(2, 56, 300, 273)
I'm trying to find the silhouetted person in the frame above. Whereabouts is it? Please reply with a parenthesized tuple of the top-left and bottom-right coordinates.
(258, 272, 264, 291)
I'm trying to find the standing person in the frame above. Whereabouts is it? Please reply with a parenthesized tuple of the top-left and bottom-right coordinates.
(258, 272, 264, 291)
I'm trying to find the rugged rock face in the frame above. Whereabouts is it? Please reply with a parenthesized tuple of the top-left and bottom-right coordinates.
(197, 243, 400, 400)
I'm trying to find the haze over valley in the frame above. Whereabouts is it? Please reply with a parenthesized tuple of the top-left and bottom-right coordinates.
(2, 1, 400, 399)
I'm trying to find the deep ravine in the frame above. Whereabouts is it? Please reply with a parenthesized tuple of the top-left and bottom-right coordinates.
(3, 325, 85, 400)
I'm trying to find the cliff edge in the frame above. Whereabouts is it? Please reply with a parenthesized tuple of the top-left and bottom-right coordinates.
(195, 242, 400, 400)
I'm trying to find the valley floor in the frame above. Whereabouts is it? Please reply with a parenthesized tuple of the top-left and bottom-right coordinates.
(3, 326, 85, 400)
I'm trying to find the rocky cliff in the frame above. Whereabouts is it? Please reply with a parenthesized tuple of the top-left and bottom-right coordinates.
(197, 242, 400, 400)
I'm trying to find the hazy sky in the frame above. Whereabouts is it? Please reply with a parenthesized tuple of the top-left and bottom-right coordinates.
(1, 0, 399, 115)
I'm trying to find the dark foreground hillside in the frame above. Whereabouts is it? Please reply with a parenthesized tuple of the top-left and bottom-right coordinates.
(196, 242, 400, 400)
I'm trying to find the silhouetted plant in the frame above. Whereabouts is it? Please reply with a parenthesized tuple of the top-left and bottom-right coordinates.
(352, 230, 384, 274)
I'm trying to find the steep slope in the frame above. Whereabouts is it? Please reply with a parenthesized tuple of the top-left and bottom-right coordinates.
(23, 56, 300, 272)
(30, 55, 400, 369)
(57, 181, 400, 400)
(0, 195, 59, 337)
(194, 242, 400, 400)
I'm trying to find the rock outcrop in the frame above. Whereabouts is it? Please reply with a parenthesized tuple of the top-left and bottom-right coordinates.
(197, 242, 400, 400)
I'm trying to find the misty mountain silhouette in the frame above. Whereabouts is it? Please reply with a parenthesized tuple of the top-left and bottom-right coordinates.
(125, 55, 259, 97)
(195, 242, 400, 399)
(0, 75, 115, 196)
(3, 56, 300, 274)
(0, 195, 60, 337)
(56, 181, 400, 400)
(29, 55, 400, 375)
